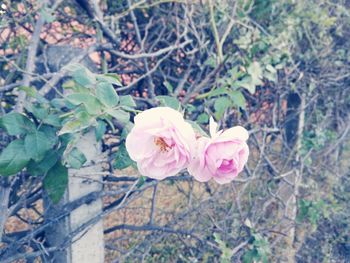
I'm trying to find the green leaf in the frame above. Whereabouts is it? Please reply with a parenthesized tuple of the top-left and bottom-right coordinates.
(187, 121, 208, 137)
(265, 64, 277, 82)
(0, 112, 35, 136)
(208, 87, 228, 98)
(242, 248, 258, 263)
(204, 56, 217, 68)
(106, 109, 130, 124)
(247, 61, 263, 81)
(43, 162, 68, 204)
(103, 118, 116, 133)
(96, 82, 119, 107)
(185, 104, 196, 114)
(43, 113, 61, 127)
(239, 61, 264, 94)
(136, 176, 146, 188)
(66, 93, 102, 115)
(0, 139, 30, 176)
(236, 62, 264, 94)
(39, 125, 59, 144)
(68, 64, 96, 87)
(213, 233, 232, 263)
(59, 119, 88, 135)
(228, 66, 243, 80)
(214, 96, 232, 120)
(27, 150, 59, 176)
(25, 130, 55, 162)
(196, 113, 209, 124)
(229, 90, 246, 109)
(62, 79, 76, 90)
(156, 96, 180, 110)
(266, 64, 276, 73)
(163, 81, 173, 94)
(96, 73, 122, 86)
(28, 104, 49, 120)
(51, 98, 67, 109)
(114, 143, 134, 170)
(65, 148, 87, 169)
(95, 120, 106, 141)
(119, 95, 136, 107)
(236, 76, 256, 94)
(75, 109, 92, 125)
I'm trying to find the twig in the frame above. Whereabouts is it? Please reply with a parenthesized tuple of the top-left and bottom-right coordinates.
(128, 0, 156, 98)
(15, 6, 45, 112)
(104, 39, 192, 59)
(149, 183, 158, 225)
(208, 0, 222, 63)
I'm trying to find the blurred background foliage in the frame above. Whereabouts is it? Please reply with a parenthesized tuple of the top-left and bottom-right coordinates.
(0, 0, 350, 262)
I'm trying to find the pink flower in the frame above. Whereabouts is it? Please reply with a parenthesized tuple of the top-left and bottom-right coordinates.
(126, 107, 195, 180)
(188, 117, 249, 184)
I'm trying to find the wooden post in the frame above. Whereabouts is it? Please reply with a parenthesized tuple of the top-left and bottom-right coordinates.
(45, 131, 104, 262)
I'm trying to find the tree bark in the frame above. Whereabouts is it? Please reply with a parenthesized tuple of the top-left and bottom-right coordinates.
(45, 131, 104, 262)
(0, 178, 11, 242)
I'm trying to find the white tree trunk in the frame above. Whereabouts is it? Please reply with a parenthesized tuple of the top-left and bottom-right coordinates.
(67, 131, 104, 263)
(45, 131, 104, 262)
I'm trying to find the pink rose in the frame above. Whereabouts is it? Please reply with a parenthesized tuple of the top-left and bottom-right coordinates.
(188, 117, 249, 184)
(126, 107, 195, 180)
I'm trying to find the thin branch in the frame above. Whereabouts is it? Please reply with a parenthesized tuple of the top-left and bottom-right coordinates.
(15, 7, 45, 112)
(104, 39, 192, 59)
(208, 0, 222, 63)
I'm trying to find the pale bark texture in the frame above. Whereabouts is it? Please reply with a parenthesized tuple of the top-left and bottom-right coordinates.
(45, 131, 104, 263)
(68, 131, 104, 263)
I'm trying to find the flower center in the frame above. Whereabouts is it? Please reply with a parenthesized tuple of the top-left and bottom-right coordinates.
(218, 159, 234, 173)
(154, 137, 172, 152)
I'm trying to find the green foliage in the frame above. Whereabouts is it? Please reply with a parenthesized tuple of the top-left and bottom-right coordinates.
(214, 233, 234, 263)
(196, 112, 209, 124)
(229, 90, 246, 109)
(197, 60, 275, 120)
(0, 112, 35, 135)
(163, 81, 174, 94)
(66, 93, 102, 115)
(105, 108, 130, 124)
(114, 142, 135, 170)
(119, 95, 137, 108)
(301, 128, 338, 166)
(24, 130, 55, 162)
(96, 73, 122, 86)
(0, 65, 136, 203)
(136, 176, 146, 188)
(250, 0, 276, 22)
(96, 82, 119, 107)
(0, 139, 30, 176)
(1, 1, 349, 259)
(60, 64, 136, 134)
(297, 199, 327, 229)
(214, 96, 232, 120)
(302, 129, 337, 152)
(95, 120, 107, 141)
(65, 148, 87, 169)
(156, 95, 181, 111)
(187, 120, 208, 137)
(70, 64, 96, 86)
(243, 234, 271, 263)
(43, 162, 68, 204)
(238, 62, 264, 94)
(27, 150, 59, 177)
